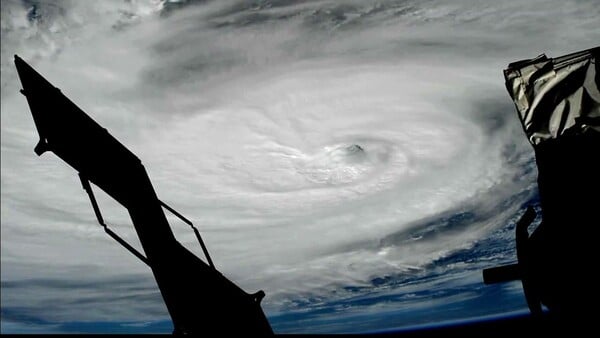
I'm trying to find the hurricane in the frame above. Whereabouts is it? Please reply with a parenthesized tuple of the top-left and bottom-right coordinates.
(1, 0, 599, 334)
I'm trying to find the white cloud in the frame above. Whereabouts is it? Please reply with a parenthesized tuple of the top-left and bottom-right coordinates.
(1, 0, 599, 331)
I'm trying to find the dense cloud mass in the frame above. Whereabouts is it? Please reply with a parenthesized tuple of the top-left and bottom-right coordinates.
(1, 0, 599, 333)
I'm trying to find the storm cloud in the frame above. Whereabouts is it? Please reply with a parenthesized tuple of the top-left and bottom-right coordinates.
(2, 0, 599, 333)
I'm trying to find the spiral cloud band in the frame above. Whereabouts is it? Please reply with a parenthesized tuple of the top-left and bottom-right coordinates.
(1, 0, 599, 333)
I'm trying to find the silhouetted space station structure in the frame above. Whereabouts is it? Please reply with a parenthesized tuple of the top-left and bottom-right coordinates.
(14, 55, 272, 336)
(14, 46, 599, 336)
(483, 47, 599, 326)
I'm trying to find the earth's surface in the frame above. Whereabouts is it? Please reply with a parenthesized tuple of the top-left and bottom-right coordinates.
(1, 0, 598, 334)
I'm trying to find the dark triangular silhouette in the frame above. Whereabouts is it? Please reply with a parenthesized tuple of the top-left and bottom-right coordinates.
(14, 55, 273, 336)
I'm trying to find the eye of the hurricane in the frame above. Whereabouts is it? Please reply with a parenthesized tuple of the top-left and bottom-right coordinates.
(300, 142, 389, 186)
(228, 133, 408, 193)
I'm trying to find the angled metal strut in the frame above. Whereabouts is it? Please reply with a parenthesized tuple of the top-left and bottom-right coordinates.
(15, 55, 273, 336)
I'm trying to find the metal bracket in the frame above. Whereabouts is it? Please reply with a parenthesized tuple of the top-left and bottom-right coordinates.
(79, 173, 150, 267)
(159, 200, 215, 269)
(482, 206, 542, 315)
